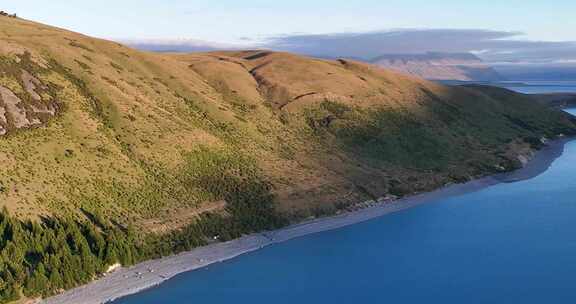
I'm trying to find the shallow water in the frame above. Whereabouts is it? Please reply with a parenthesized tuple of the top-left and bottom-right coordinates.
(114, 109, 576, 304)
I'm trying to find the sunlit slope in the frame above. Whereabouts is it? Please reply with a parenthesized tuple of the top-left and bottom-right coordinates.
(1, 16, 575, 231)
(178, 50, 576, 208)
(0, 17, 251, 226)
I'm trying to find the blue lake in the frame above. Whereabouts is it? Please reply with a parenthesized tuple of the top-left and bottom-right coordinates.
(115, 109, 576, 304)
(496, 81, 576, 94)
(440, 80, 576, 94)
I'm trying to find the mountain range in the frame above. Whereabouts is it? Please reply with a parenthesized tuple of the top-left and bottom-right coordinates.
(369, 52, 504, 81)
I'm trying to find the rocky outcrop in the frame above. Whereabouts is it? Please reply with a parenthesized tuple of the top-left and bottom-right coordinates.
(0, 70, 58, 135)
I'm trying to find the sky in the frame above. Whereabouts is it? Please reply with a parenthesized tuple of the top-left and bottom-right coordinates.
(4, 1, 576, 65)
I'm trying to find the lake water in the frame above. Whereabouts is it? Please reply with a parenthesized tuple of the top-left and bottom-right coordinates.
(114, 109, 576, 304)
(439, 80, 576, 94)
(496, 81, 576, 94)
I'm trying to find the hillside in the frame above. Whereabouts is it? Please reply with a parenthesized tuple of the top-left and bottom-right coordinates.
(370, 52, 504, 81)
(532, 93, 576, 108)
(0, 15, 575, 302)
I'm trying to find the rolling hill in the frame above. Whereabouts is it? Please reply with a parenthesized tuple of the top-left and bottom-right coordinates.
(0, 15, 575, 302)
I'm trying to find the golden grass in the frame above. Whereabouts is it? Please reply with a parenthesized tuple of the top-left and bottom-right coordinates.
(0, 16, 574, 231)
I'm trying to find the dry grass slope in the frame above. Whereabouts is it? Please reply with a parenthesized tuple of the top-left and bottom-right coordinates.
(1, 16, 575, 230)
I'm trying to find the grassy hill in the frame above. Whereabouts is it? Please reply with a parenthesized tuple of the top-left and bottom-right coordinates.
(0, 15, 575, 301)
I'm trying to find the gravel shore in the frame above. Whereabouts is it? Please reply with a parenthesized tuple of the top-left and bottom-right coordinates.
(41, 138, 571, 304)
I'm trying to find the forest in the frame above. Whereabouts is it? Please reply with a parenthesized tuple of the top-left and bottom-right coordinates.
(0, 192, 286, 303)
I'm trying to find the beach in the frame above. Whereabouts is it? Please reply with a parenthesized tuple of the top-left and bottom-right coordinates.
(41, 137, 571, 304)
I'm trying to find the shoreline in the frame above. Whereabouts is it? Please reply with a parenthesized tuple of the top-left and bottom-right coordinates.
(41, 137, 572, 304)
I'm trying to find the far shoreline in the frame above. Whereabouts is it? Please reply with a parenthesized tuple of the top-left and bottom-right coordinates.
(40, 136, 573, 304)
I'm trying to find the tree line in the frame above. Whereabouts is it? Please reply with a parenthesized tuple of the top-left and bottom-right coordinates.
(0, 170, 287, 303)
(0, 207, 140, 302)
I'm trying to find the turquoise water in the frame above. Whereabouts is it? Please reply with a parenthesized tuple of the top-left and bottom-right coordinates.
(115, 110, 576, 304)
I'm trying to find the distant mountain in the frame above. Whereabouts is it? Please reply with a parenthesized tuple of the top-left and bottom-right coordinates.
(370, 52, 504, 81)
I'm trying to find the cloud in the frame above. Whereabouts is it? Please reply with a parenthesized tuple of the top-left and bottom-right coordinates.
(121, 38, 243, 53)
(261, 29, 576, 65)
(119, 29, 576, 66)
